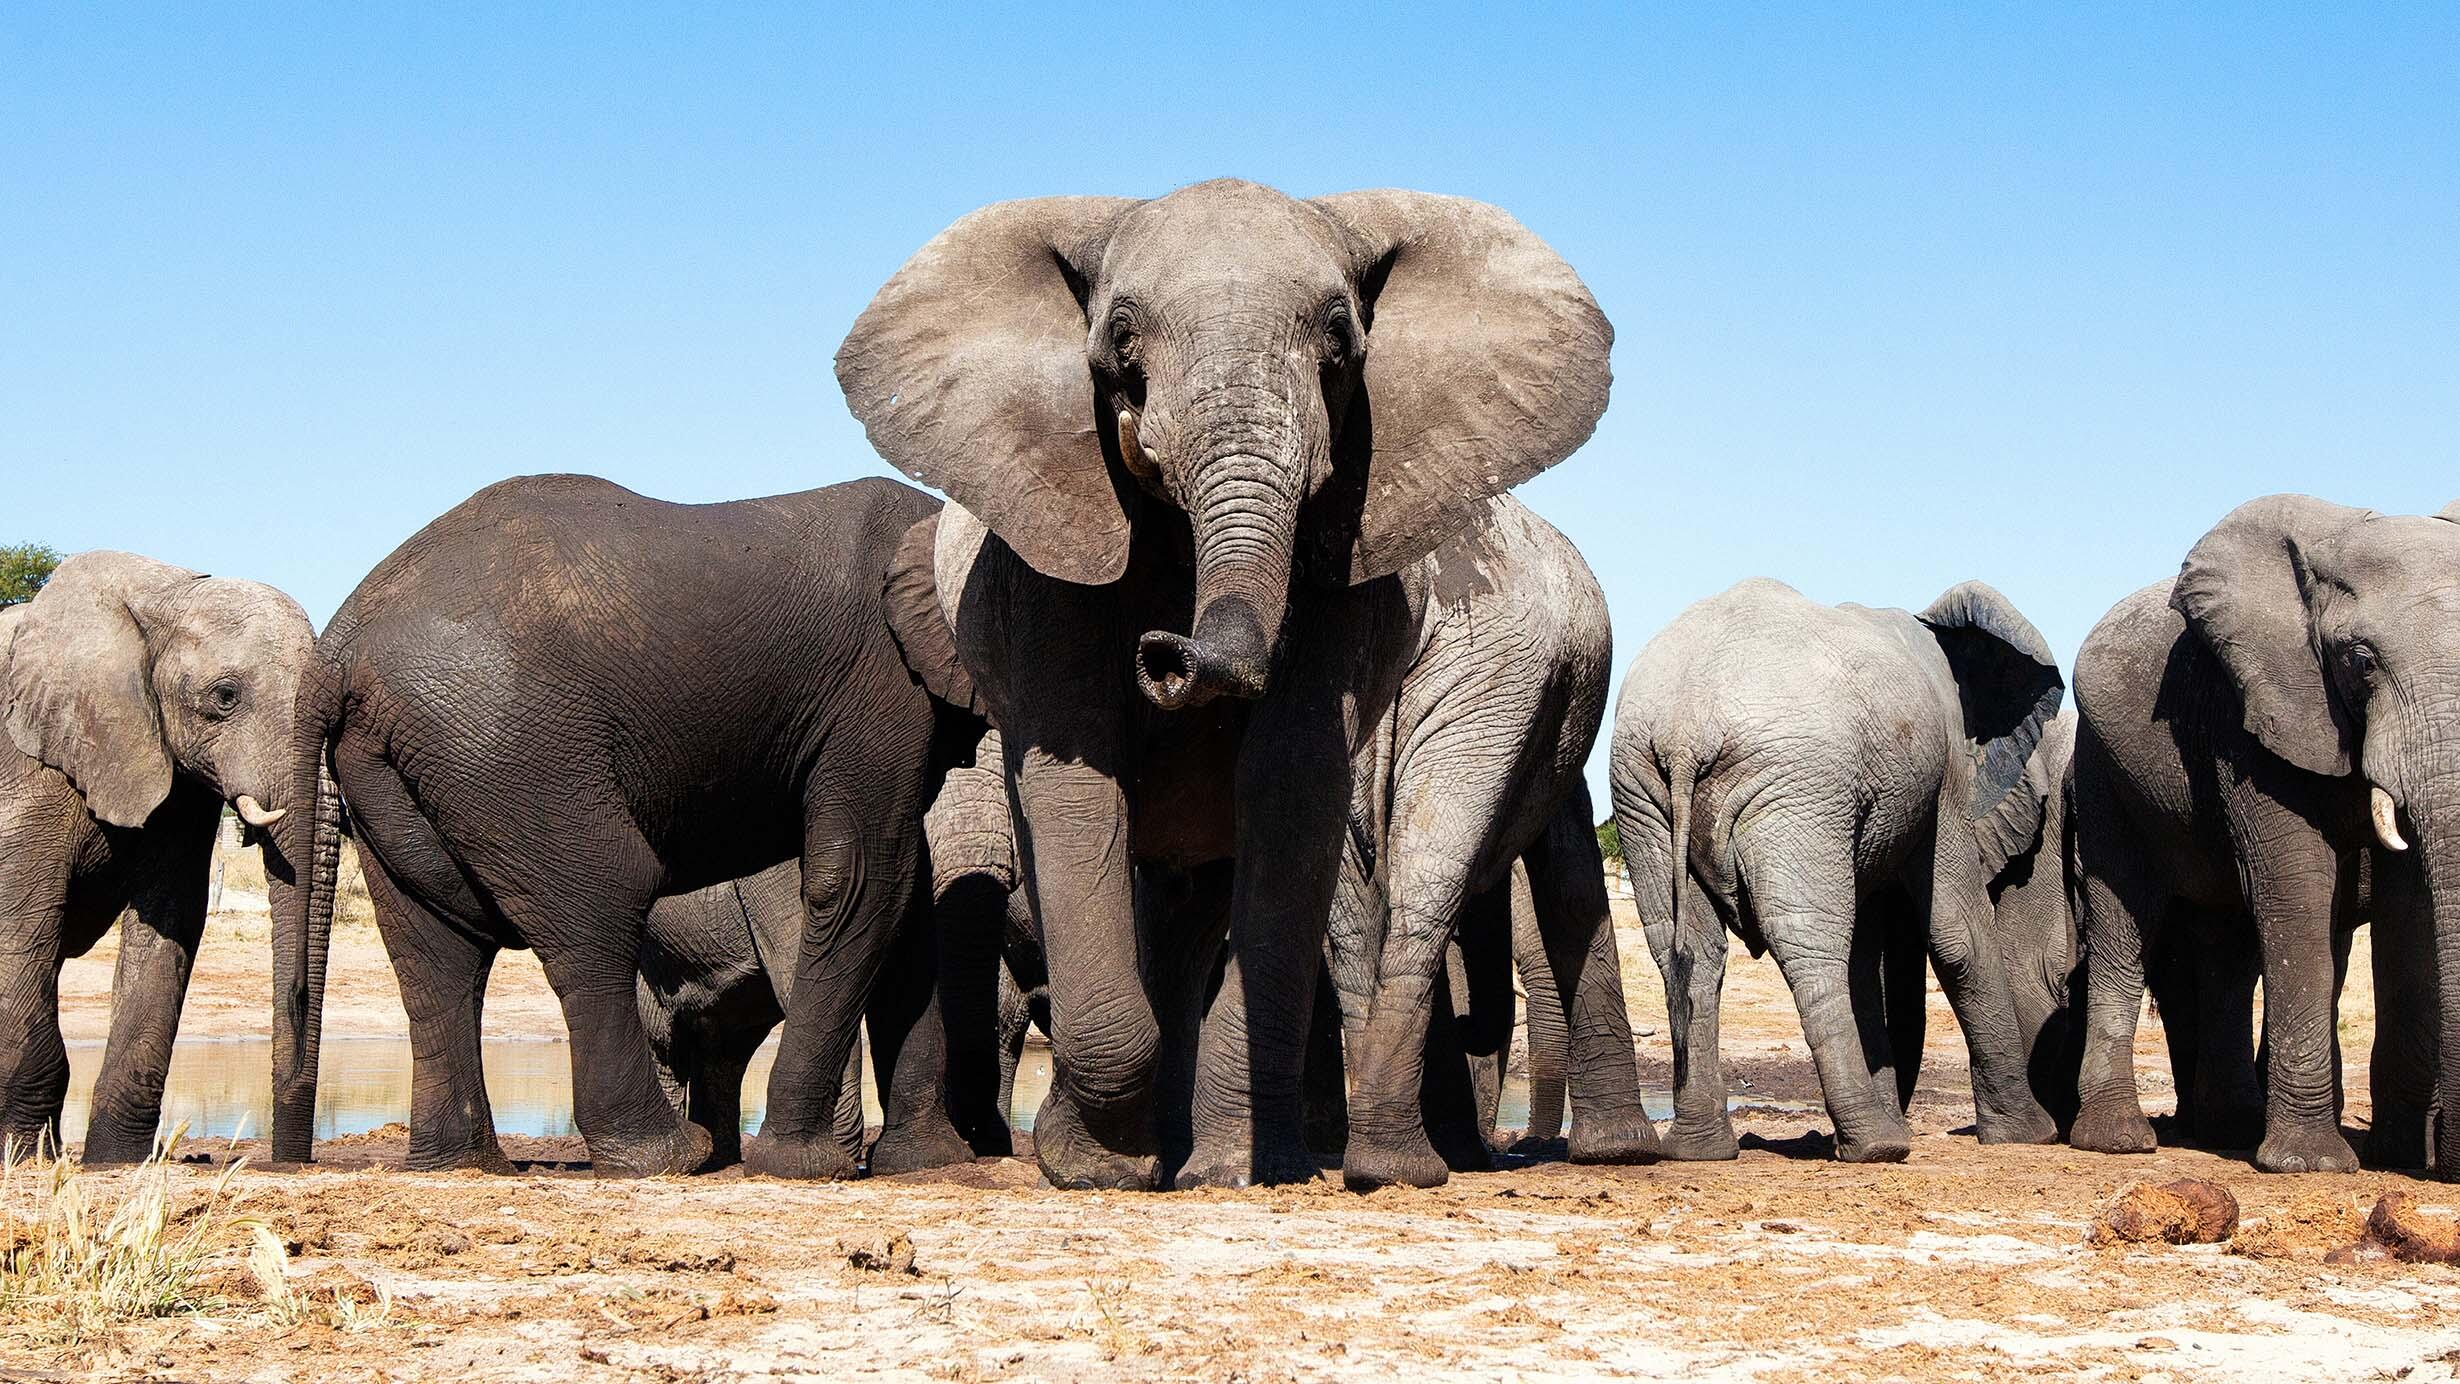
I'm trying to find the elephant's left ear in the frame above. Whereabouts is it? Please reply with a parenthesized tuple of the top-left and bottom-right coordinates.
(1307, 191, 1613, 583)
(1919, 580, 2066, 876)
(3, 551, 197, 828)
(2437, 499, 2460, 524)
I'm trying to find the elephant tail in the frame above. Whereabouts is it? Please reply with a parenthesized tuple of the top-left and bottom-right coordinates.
(1665, 746, 1698, 952)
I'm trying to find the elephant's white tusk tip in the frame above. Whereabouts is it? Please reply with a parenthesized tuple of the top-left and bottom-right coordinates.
(235, 795, 288, 828)
(2371, 785, 2409, 852)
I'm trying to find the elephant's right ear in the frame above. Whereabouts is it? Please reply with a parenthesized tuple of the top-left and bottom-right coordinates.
(883, 512, 987, 719)
(836, 197, 1143, 587)
(3, 551, 196, 828)
(2171, 493, 2370, 777)
(1920, 580, 2066, 876)
(2437, 499, 2460, 524)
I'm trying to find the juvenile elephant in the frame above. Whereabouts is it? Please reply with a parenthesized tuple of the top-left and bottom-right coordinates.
(636, 740, 1036, 1171)
(2069, 495, 2460, 1176)
(278, 475, 981, 1176)
(0, 552, 321, 1163)
(840, 178, 1637, 1190)
(1988, 711, 2083, 1129)
(1611, 578, 2062, 1162)
(634, 865, 867, 1169)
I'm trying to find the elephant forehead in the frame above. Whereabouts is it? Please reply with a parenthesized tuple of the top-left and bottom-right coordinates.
(1105, 190, 1348, 289)
(2313, 515, 2460, 599)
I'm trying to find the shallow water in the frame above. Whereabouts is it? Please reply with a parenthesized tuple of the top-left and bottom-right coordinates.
(60, 1036, 1565, 1145)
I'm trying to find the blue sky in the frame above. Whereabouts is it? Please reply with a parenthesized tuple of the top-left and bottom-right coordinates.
(6, 5, 2454, 801)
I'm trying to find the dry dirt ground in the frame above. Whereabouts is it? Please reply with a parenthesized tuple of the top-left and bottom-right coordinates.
(22, 845, 2460, 1382)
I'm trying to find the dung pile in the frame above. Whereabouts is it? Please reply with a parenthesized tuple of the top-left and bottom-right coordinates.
(2088, 1178, 2240, 1245)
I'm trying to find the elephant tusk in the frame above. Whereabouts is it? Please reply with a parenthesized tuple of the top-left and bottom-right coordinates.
(2372, 785, 2409, 852)
(234, 795, 288, 828)
(1117, 409, 1159, 478)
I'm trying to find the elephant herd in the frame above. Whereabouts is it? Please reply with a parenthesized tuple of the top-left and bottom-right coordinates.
(4, 179, 2452, 1196)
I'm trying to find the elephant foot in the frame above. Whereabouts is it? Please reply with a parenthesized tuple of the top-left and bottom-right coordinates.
(1342, 1129, 1451, 1192)
(2363, 1105, 2429, 1170)
(1974, 1104, 2060, 1146)
(1568, 1108, 1663, 1165)
(2068, 1102, 2157, 1156)
(77, 1124, 159, 1167)
(1030, 1087, 1158, 1191)
(1656, 1115, 1741, 1162)
(404, 1137, 517, 1175)
(869, 1116, 980, 1177)
(699, 1130, 743, 1172)
(1173, 1128, 1322, 1190)
(2254, 1123, 2358, 1175)
(591, 1119, 714, 1178)
(743, 1128, 861, 1181)
(1426, 1115, 1496, 1174)
(1832, 1130, 1912, 1164)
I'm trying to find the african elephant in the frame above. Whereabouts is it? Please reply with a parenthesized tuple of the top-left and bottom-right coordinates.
(1610, 578, 2063, 1162)
(0, 552, 319, 1163)
(635, 737, 1039, 1172)
(2068, 495, 2459, 1176)
(277, 475, 982, 1176)
(1988, 710, 2083, 1130)
(634, 865, 868, 1169)
(839, 178, 1638, 1191)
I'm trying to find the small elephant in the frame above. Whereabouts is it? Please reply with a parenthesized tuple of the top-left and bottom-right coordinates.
(279, 475, 982, 1177)
(840, 179, 1619, 1191)
(1611, 578, 2063, 1162)
(1987, 710, 2083, 1129)
(635, 865, 867, 1170)
(2069, 495, 2460, 1176)
(0, 552, 321, 1163)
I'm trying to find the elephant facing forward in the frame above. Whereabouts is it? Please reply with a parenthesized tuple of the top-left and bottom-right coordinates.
(2070, 495, 2460, 1176)
(0, 553, 321, 1163)
(1611, 578, 2063, 1162)
(841, 177, 1631, 1190)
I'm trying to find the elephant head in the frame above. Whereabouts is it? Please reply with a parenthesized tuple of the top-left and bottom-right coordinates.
(2170, 493, 2460, 1173)
(838, 179, 1612, 708)
(3, 551, 312, 830)
(1917, 580, 2068, 878)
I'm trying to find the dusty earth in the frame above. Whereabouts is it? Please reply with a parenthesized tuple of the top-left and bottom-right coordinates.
(19, 841, 2460, 1381)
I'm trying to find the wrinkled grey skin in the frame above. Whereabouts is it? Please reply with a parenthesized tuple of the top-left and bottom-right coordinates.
(1988, 711, 2083, 1129)
(1611, 578, 2063, 1162)
(634, 866, 866, 1170)
(634, 737, 1044, 1173)
(2069, 496, 2460, 1177)
(0, 553, 318, 1163)
(841, 179, 1622, 1191)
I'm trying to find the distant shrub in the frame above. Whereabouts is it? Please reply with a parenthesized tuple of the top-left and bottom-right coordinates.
(1595, 818, 1622, 864)
(0, 544, 59, 607)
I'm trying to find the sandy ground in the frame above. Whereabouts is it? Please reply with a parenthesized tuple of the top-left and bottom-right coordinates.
(25, 845, 2460, 1381)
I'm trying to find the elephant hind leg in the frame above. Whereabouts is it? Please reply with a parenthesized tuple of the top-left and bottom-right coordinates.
(1865, 884, 1927, 1115)
(1740, 829, 1909, 1163)
(359, 855, 509, 1174)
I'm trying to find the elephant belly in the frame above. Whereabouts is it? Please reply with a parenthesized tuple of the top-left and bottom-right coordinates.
(1126, 701, 1247, 868)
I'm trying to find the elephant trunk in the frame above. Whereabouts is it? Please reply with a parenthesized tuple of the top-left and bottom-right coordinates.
(270, 668, 343, 1163)
(1136, 392, 1304, 711)
(2417, 788, 2460, 1180)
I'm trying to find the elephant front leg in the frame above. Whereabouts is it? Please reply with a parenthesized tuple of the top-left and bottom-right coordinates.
(2362, 854, 2434, 1168)
(1012, 753, 1161, 1192)
(745, 808, 914, 1182)
(865, 898, 979, 1176)
(2243, 835, 2359, 1174)
(82, 863, 210, 1164)
(1522, 789, 1660, 1165)
(1177, 711, 1349, 1192)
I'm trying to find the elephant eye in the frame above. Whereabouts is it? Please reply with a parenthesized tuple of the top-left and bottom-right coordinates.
(1105, 308, 1138, 362)
(1322, 302, 1356, 365)
(203, 677, 243, 718)
(2345, 643, 2378, 679)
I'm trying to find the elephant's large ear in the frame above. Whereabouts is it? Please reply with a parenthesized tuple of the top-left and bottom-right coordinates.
(1308, 191, 1613, 583)
(2437, 499, 2460, 524)
(2170, 493, 2369, 777)
(2, 551, 197, 827)
(836, 197, 1143, 587)
(1920, 580, 2066, 876)
(883, 511, 987, 719)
